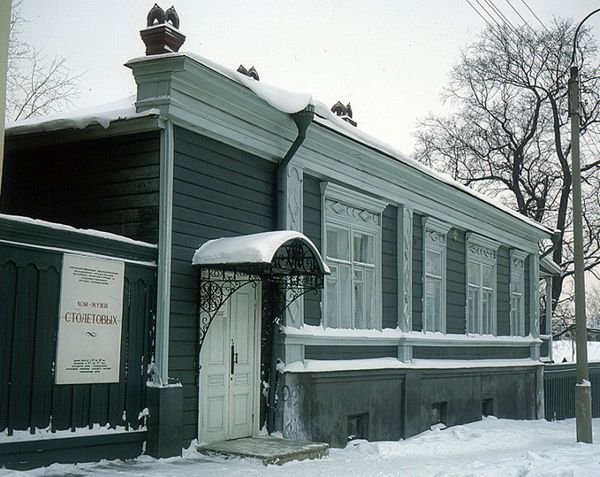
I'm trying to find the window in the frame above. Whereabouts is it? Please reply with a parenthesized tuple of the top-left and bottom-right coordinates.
(466, 233, 499, 335)
(510, 250, 527, 336)
(423, 218, 451, 332)
(322, 182, 387, 329)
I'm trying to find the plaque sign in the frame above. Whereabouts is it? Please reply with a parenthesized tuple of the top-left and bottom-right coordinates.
(55, 254, 125, 384)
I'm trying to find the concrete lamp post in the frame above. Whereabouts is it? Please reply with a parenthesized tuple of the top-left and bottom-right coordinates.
(569, 7, 600, 444)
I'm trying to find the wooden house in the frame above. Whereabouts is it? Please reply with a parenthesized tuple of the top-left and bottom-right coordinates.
(0, 8, 558, 467)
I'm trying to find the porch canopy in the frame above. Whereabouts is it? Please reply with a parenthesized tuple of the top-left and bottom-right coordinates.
(192, 231, 329, 348)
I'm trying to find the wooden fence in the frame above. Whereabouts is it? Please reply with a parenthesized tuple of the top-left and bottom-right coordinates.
(544, 362, 600, 420)
(0, 216, 157, 467)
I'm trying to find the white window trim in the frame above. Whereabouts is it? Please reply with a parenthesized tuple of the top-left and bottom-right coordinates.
(466, 233, 499, 335)
(321, 182, 388, 330)
(510, 249, 528, 336)
(422, 217, 451, 333)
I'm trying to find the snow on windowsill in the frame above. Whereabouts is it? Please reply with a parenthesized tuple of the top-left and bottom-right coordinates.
(0, 213, 157, 249)
(283, 357, 542, 373)
(0, 424, 145, 443)
(281, 324, 541, 344)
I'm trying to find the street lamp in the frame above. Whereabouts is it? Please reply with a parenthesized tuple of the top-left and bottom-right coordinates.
(569, 7, 600, 444)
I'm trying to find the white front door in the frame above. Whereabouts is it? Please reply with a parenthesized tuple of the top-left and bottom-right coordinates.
(199, 283, 260, 443)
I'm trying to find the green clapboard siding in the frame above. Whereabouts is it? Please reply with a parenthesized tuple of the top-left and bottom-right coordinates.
(0, 132, 161, 243)
(497, 246, 511, 336)
(412, 346, 531, 360)
(382, 205, 398, 329)
(170, 126, 277, 443)
(446, 228, 466, 334)
(524, 255, 531, 335)
(412, 214, 423, 331)
(0, 237, 155, 437)
(305, 346, 397, 360)
(303, 174, 322, 326)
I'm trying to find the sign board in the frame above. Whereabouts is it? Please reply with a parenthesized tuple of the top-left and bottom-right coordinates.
(55, 254, 125, 384)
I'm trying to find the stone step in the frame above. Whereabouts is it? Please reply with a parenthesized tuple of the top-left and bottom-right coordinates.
(197, 436, 329, 465)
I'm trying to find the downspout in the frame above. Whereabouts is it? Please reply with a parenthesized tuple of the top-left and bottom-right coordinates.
(267, 104, 314, 433)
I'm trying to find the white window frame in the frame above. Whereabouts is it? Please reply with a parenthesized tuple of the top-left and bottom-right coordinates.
(466, 233, 499, 335)
(422, 217, 451, 333)
(321, 182, 388, 330)
(510, 249, 528, 336)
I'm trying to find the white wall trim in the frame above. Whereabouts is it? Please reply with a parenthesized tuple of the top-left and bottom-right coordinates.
(156, 120, 174, 383)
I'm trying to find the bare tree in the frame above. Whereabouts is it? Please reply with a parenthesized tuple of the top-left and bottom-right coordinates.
(6, 1, 80, 121)
(414, 19, 600, 324)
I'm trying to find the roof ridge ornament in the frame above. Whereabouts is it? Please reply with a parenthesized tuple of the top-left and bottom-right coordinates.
(331, 101, 357, 127)
(237, 64, 260, 81)
(141, 4, 186, 55)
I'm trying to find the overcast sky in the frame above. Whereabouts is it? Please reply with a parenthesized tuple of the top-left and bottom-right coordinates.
(16, 0, 600, 154)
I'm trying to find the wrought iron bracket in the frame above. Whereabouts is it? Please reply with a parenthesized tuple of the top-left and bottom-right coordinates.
(198, 268, 260, 348)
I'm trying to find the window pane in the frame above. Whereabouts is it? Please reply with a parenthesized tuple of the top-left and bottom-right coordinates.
(512, 272, 522, 291)
(339, 264, 352, 328)
(468, 261, 480, 286)
(354, 267, 364, 329)
(482, 289, 493, 334)
(327, 227, 349, 260)
(325, 267, 338, 328)
(365, 268, 375, 329)
(425, 276, 442, 332)
(426, 249, 442, 276)
(433, 278, 442, 331)
(468, 286, 480, 333)
(482, 264, 494, 288)
(353, 232, 374, 264)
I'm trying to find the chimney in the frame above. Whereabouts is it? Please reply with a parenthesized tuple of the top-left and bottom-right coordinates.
(140, 4, 186, 55)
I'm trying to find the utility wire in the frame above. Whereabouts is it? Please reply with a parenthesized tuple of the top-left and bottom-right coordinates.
(482, 0, 521, 36)
(520, 0, 549, 32)
(505, 0, 537, 35)
(466, 0, 495, 30)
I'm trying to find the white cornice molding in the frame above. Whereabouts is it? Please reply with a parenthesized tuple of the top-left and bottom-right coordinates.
(127, 53, 550, 250)
(321, 181, 388, 214)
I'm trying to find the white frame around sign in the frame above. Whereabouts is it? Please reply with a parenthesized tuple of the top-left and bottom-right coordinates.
(55, 253, 125, 385)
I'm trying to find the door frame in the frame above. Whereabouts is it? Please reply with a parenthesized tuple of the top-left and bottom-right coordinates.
(197, 282, 262, 442)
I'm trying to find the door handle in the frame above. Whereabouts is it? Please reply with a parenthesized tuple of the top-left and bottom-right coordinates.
(230, 342, 239, 375)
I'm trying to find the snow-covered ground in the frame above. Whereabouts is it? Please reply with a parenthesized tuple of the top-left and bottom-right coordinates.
(552, 340, 600, 363)
(3, 418, 600, 476)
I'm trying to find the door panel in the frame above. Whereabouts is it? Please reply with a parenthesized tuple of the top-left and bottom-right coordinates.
(199, 284, 258, 443)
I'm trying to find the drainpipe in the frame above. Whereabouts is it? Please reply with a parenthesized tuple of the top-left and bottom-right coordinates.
(267, 104, 314, 433)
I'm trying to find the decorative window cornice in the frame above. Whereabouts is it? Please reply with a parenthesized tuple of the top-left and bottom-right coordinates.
(466, 232, 499, 261)
(321, 181, 388, 214)
(324, 199, 380, 226)
(510, 249, 528, 271)
(423, 217, 451, 246)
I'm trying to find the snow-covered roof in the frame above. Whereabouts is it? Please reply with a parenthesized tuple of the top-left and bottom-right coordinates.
(6, 50, 552, 236)
(128, 52, 553, 235)
(192, 230, 330, 274)
(5, 96, 160, 136)
(0, 213, 157, 249)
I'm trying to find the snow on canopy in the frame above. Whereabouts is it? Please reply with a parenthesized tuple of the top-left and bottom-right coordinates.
(5, 96, 159, 136)
(192, 230, 330, 274)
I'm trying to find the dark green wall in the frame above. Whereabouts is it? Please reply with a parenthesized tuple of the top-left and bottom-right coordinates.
(170, 127, 277, 442)
(305, 346, 397, 360)
(446, 229, 466, 334)
(1, 132, 161, 243)
(524, 255, 531, 335)
(412, 214, 423, 331)
(412, 346, 530, 360)
(0, 236, 155, 437)
(303, 174, 322, 326)
(497, 247, 511, 336)
(382, 206, 398, 329)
